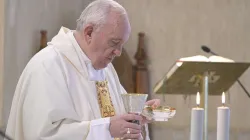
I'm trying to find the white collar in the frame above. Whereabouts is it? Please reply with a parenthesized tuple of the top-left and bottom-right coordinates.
(67, 31, 106, 81)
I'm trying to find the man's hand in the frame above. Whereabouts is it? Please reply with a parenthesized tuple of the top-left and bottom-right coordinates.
(145, 99, 161, 109)
(142, 99, 161, 125)
(110, 114, 143, 139)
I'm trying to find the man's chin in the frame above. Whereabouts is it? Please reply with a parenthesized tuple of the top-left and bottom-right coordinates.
(98, 62, 111, 69)
(107, 57, 114, 61)
(104, 61, 112, 67)
(106, 58, 114, 63)
(96, 59, 113, 69)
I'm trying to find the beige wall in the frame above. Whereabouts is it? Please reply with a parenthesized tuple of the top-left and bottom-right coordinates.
(115, 0, 250, 139)
(0, 0, 4, 127)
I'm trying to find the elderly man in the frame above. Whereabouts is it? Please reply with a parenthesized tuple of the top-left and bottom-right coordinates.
(5, 0, 160, 140)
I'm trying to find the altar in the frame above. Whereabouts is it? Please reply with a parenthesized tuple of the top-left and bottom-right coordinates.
(153, 55, 250, 140)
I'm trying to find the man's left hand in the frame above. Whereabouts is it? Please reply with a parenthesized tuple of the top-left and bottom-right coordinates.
(145, 99, 161, 109)
(141, 99, 161, 125)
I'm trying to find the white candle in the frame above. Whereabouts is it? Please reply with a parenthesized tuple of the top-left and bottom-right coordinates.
(217, 92, 230, 140)
(190, 92, 204, 140)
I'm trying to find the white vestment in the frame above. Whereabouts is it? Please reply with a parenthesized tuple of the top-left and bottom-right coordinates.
(5, 27, 150, 140)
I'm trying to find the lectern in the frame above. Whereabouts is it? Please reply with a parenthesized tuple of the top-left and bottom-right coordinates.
(153, 60, 250, 140)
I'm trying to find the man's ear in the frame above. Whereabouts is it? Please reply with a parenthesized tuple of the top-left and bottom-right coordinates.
(83, 24, 94, 45)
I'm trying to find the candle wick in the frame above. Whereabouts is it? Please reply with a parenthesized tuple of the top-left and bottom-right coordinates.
(222, 103, 225, 107)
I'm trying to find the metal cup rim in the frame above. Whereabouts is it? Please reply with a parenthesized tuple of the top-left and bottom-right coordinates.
(121, 93, 148, 96)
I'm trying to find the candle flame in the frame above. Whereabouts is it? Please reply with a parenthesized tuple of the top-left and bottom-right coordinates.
(196, 92, 200, 106)
(222, 92, 225, 104)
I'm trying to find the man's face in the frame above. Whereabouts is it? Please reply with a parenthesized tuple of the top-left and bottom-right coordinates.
(87, 15, 131, 69)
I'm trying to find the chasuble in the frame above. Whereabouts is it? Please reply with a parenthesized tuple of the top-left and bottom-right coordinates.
(5, 27, 150, 140)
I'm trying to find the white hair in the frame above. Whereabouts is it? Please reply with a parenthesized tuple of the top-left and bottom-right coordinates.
(76, 0, 127, 31)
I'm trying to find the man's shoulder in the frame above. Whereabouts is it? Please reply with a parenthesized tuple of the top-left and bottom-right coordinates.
(24, 46, 63, 72)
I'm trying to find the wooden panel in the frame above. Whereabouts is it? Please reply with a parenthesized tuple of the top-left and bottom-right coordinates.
(134, 32, 149, 94)
(39, 30, 47, 51)
(113, 32, 149, 95)
(112, 49, 135, 93)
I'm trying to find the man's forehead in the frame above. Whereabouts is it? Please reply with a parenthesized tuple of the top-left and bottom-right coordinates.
(106, 11, 130, 27)
(104, 21, 130, 40)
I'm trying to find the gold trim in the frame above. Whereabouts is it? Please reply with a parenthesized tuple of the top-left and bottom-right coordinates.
(62, 54, 85, 77)
(96, 81, 120, 139)
(121, 93, 147, 96)
(154, 106, 176, 112)
(96, 81, 116, 117)
(144, 106, 176, 112)
(83, 121, 91, 140)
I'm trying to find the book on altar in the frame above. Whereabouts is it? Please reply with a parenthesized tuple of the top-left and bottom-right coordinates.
(178, 55, 234, 63)
(153, 55, 235, 94)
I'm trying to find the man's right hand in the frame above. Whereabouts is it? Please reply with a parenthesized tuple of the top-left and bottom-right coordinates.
(109, 114, 143, 139)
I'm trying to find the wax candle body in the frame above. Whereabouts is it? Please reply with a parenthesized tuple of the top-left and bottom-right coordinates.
(217, 106, 230, 140)
(190, 107, 204, 140)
